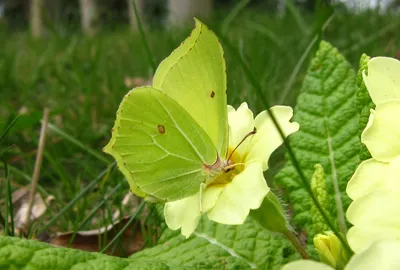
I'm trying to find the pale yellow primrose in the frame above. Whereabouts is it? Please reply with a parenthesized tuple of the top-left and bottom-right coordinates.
(164, 102, 299, 238)
(346, 57, 400, 253)
(282, 57, 400, 270)
(282, 240, 400, 270)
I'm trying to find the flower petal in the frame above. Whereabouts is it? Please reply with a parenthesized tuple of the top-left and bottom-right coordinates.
(363, 57, 400, 105)
(347, 225, 400, 253)
(387, 155, 400, 192)
(207, 162, 269, 224)
(282, 260, 333, 270)
(227, 102, 254, 156)
(246, 106, 299, 170)
(346, 240, 400, 270)
(361, 100, 400, 162)
(346, 159, 389, 201)
(346, 190, 400, 232)
(202, 185, 224, 212)
(164, 193, 201, 238)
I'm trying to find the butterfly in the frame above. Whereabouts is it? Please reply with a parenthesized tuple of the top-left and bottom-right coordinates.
(104, 19, 232, 202)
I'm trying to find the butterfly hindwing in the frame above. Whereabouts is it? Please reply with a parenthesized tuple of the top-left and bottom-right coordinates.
(104, 87, 217, 201)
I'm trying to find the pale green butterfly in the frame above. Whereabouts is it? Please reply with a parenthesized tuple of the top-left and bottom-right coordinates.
(104, 19, 230, 202)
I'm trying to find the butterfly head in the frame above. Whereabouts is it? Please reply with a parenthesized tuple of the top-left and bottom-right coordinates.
(203, 127, 257, 186)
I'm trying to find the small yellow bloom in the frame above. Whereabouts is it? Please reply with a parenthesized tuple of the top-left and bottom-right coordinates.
(314, 232, 349, 269)
(164, 103, 299, 238)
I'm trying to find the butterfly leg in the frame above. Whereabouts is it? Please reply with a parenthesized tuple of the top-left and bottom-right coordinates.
(199, 183, 207, 214)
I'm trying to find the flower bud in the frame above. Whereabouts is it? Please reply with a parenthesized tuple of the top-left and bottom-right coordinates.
(250, 191, 290, 234)
(313, 231, 350, 270)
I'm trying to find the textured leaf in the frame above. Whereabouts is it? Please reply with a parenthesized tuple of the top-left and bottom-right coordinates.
(131, 216, 299, 269)
(355, 54, 373, 161)
(275, 41, 360, 241)
(0, 218, 298, 269)
(310, 164, 330, 235)
(0, 236, 169, 270)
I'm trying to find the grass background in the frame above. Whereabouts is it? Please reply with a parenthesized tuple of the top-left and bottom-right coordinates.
(1, 2, 399, 255)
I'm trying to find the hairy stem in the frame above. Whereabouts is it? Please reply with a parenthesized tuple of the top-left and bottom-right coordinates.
(283, 230, 310, 260)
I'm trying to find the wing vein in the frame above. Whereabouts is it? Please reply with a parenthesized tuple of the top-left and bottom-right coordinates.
(155, 95, 207, 164)
(141, 169, 202, 186)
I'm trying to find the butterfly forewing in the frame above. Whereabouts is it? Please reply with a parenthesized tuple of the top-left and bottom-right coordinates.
(153, 19, 228, 159)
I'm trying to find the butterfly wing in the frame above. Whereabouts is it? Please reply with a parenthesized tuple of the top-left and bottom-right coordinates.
(153, 18, 228, 159)
(104, 87, 217, 201)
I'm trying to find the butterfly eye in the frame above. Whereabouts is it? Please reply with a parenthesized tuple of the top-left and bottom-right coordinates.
(224, 166, 235, 173)
(158, 125, 166, 134)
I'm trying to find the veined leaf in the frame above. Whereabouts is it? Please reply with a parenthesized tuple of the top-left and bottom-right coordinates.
(0, 236, 169, 269)
(131, 216, 299, 269)
(275, 41, 360, 241)
(0, 217, 298, 269)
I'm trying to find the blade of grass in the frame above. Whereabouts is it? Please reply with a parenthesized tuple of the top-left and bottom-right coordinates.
(3, 160, 9, 236)
(26, 108, 50, 228)
(3, 161, 14, 236)
(343, 20, 400, 55)
(285, 0, 309, 36)
(47, 123, 110, 164)
(245, 21, 286, 54)
(67, 182, 123, 247)
(100, 200, 145, 253)
(0, 213, 6, 230)
(132, 0, 157, 72)
(44, 151, 73, 194)
(2, 164, 49, 197)
(0, 145, 15, 157)
(217, 31, 352, 255)
(0, 116, 20, 143)
(278, 13, 335, 104)
(221, 0, 251, 35)
(38, 162, 116, 233)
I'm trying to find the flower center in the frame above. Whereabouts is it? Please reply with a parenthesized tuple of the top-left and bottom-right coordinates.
(206, 147, 246, 186)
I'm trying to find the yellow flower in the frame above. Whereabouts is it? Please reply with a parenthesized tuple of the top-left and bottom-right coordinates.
(282, 240, 400, 270)
(314, 232, 349, 269)
(164, 103, 299, 238)
(346, 57, 400, 252)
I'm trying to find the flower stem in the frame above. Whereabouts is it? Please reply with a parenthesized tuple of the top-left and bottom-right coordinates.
(283, 230, 310, 259)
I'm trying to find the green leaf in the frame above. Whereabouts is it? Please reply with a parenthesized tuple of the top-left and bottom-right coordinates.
(275, 41, 360, 241)
(0, 236, 169, 270)
(355, 54, 373, 161)
(0, 218, 298, 269)
(131, 216, 299, 269)
(310, 164, 330, 235)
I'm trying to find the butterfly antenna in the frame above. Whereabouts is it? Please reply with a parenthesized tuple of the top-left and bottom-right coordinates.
(225, 125, 231, 159)
(227, 127, 257, 162)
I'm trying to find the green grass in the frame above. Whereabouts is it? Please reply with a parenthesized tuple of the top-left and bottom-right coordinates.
(0, 5, 399, 255)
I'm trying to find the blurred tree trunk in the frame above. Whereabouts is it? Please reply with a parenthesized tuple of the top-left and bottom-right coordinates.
(0, 1, 5, 19)
(127, 0, 144, 31)
(45, 0, 61, 25)
(80, 0, 97, 36)
(277, 0, 286, 17)
(167, 0, 213, 27)
(30, 0, 43, 38)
